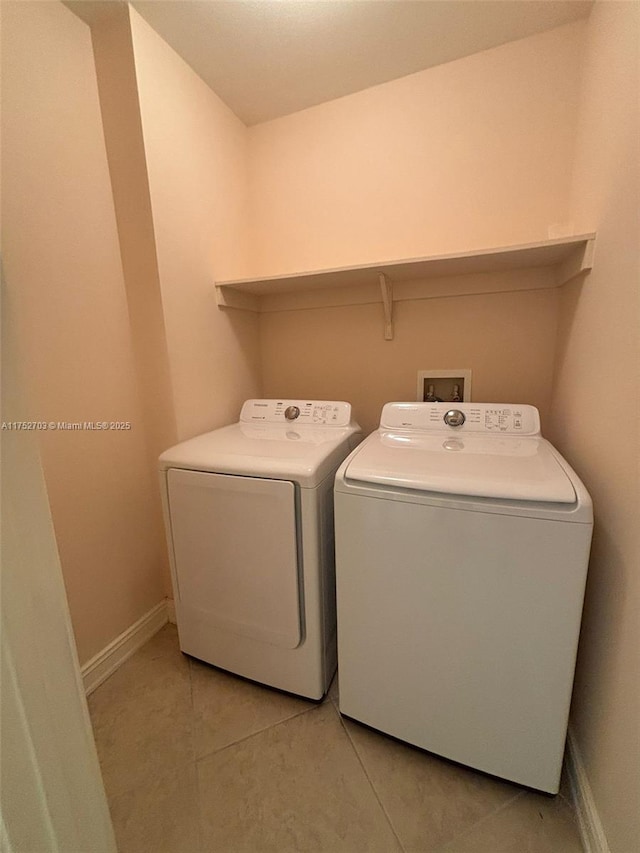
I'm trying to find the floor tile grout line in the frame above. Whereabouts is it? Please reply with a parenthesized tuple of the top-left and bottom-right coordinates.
(187, 653, 336, 762)
(332, 701, 531, 853)
(194, 701, 322, 766)
(438, 773, 584, 851)
(335, 706, 407, 853)
(431, 789, 527, 852)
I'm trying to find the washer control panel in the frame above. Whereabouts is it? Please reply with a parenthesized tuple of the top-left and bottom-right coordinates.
(241, 399, 352, 426)
(380, 402, 540, 435)
(284, 405, 301, 421)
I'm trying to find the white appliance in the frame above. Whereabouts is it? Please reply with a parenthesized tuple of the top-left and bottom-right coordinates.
(334, 402, 592, 793)
(159, 400, 360, 699)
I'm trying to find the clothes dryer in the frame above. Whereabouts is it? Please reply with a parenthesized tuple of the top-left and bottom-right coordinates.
(160, 400, 360, 699)
(334, 402, 592, 792)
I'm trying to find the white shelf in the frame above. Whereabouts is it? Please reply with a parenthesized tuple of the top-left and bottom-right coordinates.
(215, 234, 595, 338)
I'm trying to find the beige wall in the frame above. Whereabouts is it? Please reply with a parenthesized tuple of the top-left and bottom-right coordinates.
(129, 8, 261, 442)
(254, 23, 584, 432)
(248, 21, 584, 277)
(1, 1, 166, 664)
(547, 3, 640, 850)
(261, 284, 560, 435)
(86, 2, 178, 471)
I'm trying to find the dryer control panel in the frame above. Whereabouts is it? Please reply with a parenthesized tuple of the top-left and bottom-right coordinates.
(380, 402, 541, 435)
(240, 399, 352, 426)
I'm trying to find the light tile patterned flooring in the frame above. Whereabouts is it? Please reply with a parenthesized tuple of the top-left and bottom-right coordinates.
(89, 625, 583, 853)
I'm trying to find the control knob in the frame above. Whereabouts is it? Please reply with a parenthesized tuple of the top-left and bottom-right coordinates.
(444, 409, 466, 428)
(284, 405, 300, 421)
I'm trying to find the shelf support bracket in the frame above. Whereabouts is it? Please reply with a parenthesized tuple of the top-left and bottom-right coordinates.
(215, 284, 260, 312)
(558, 236, 596, 285)
(379, 273, 394, 340)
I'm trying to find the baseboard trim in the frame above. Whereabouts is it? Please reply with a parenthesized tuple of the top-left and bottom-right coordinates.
(566, 726, 610, 853)
(82, 600, 169, 696)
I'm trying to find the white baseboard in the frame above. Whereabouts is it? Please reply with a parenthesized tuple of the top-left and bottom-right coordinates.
(566, 726, 611, 853)
(82, 600, 169, 696)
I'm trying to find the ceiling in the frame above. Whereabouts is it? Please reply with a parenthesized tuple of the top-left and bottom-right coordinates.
(131, 0, 592, 126)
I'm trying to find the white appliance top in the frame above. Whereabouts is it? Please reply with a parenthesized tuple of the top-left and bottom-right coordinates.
(344, 402, 577, 503)
(159, 400, 360, 488)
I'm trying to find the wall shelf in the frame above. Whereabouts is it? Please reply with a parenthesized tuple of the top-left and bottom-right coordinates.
(215, 233, 596, 338)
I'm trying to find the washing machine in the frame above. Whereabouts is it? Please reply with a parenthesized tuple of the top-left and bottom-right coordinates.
(159, 400, 360, 699)
(334, 401, 592, 793)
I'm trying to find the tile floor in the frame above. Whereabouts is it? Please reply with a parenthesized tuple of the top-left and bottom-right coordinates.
(88, 625, 584, 853)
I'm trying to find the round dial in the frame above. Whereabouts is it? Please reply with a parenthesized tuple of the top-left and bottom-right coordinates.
(444, 409, 466, 428)
(284, 405, 300, 421)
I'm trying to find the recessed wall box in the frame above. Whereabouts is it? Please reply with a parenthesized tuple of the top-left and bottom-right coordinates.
(417, 370, 472, 403)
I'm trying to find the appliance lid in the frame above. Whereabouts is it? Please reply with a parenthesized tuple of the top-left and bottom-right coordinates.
(159, 420, 360, 487)
(344, 431, 576, 503)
